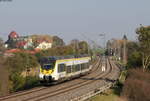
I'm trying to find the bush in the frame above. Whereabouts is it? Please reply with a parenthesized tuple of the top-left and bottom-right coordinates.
(9, 73, 25, 92)
(10, 74, 40, 92)
(24, 76, 40, 89)
(6, 52, 39, 74)
(127, 51, 142, 69)
(122, 69, 150, 101)
(113, 80, 123, 96)
(4, 52, 39, 92)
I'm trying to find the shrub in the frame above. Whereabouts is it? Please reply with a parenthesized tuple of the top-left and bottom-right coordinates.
(127, 51, 142, 69)
(4, 52, 39, 92)
(6, 52, 39, 74)
(122, 69, 150, 101)
(9, 74, 40, 92)
(9, 73, 25, 92)
(23, 76, 40, 89)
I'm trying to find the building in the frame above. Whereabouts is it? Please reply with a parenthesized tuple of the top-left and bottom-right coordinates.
(8, 31, 19, 39)
(36, 41, 52, 50)
(5, 31, 64, 51)
(107, 35, 128, 63)
(5, 31, 33, 49)
(15, 36, 33, 49)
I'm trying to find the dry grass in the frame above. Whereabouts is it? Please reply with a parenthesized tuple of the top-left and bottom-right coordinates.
(117, 97, 128, 101)
(0, 57, 9, 96)
(122, 69, 150, 101)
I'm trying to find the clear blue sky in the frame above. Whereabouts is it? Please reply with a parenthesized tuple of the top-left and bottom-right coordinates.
(0, 0, 150, 45)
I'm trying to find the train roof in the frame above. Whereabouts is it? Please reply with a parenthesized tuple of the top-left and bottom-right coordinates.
(40, 54, 90, 61)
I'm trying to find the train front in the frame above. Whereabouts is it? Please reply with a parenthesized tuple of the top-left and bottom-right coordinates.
(39, 57, 56, 82)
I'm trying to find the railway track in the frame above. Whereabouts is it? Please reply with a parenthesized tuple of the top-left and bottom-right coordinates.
(27, 57, 113, 101)
(0, 57, 102, 101)
(22, 57, 104, 101)
(20, 56, 112, 101)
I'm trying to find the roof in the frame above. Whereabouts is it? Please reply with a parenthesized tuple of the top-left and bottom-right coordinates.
(40, 54, 90, 63)
(5, 49, 40, 54)
(5, 49, 21, 53)
(16, 41, 27, 47)
(36, 39, 52, 44)
(9, 31, 19, 39)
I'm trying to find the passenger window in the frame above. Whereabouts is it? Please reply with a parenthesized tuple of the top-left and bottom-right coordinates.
(66, 66, 72, 73)
(76, 64, 81, 71)
(58, 64, 66, 73)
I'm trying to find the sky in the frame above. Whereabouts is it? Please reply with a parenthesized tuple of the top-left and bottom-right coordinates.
(0, 0, 150, 45)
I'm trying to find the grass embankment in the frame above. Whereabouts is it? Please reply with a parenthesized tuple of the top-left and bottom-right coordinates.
(87, 70, 127, 101)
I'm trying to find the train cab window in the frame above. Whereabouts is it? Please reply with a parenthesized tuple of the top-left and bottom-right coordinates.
(58, 64, 66, 73)
(43, 64, 52, 70)
(42, 63, 55, 70)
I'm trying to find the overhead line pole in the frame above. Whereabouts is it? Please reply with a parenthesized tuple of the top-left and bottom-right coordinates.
(99, 34, 106, 55)
(81, 34, 100, 61)
(81, 34, 91, 55)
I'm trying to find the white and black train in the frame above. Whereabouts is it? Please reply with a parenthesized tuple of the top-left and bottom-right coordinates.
(39, 55, 92, 83)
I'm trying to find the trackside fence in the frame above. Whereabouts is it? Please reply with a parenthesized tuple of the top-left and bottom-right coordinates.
(70, 82, 116, 101)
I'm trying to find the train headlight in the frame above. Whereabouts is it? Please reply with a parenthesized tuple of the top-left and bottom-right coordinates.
(39, 73, 44, 79)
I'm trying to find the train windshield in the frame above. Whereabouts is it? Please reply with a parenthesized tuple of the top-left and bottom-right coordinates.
(43, 63, 54, 70)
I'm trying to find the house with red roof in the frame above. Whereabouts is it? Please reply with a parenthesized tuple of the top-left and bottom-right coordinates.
(5, 31, 57, 51)
(8, 31, 19, 39)
(5, 31, 33, 49)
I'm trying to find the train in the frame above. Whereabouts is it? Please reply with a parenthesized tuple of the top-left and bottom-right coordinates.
(39, 55, 92, 83)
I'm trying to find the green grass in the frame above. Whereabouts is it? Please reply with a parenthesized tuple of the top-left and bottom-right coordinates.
(119, 70, 127, 84)
(87, 89, 119, 101)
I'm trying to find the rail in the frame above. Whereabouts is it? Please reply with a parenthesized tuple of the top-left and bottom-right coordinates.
(70, 58, 120, 101)
(71, 82, 115, 101)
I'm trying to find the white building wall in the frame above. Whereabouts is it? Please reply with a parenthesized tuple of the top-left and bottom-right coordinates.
(36, 42, 52, 50)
